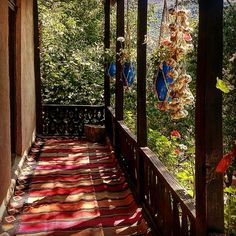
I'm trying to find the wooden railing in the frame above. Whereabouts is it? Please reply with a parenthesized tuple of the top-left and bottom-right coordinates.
(106, 107, 196, 236)
(42, 104, 105, 136)
(140, 147, 196, 235)
(117, 121, 138, 186)
(41, 105, 196, 234)
(105, 107, 115, 144)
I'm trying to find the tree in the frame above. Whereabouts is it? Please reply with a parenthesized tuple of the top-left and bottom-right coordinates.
(38, 0, 104, 105)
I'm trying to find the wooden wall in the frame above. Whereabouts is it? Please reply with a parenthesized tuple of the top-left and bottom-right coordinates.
(0, 0, 36, 204)
(0, 0, 12, 204)
(17, 0, 36, 155)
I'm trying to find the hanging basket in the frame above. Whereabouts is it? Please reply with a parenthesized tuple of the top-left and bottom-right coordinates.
(107, 62, 116, 78)
(122, 62, 136, 87)
(154, 62, 173, 102)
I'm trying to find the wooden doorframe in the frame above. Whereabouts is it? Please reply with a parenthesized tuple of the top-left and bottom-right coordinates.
(8, 0, 17, 164)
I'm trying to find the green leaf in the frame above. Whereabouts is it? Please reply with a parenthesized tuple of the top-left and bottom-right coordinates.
(216, 78, 233, 93)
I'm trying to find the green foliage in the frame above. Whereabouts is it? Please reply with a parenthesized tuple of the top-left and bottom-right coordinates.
(39, 0, 104, 105)
(216, 78, 234, 94)
(223, 6, 236, 234)
(148, 129, 177, 167)
(225, 186, 236, 235)
(223, 5, 236, 154)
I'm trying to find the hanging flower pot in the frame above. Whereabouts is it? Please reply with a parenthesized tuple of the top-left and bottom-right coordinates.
(104, 47, 116, 78)
(154, 62, 173, 101)
(152, 2, 195, 119)
(155, 74, 168, 101)
(122, 62, 136, 87)
(107, 62, 116, 78)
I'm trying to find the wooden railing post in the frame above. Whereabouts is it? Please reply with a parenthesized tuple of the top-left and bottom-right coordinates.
(33, 0, 43, 134)
(137, 0, 148, 201)
(195, 0, 224, 235)
(104, 0, 110, 108)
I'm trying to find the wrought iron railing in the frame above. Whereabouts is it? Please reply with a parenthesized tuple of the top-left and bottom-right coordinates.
(106, 107, 196, 236)
(42, 104, 105, 136)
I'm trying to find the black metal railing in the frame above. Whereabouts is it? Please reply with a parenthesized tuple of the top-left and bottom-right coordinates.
(42, 104, 105, 136)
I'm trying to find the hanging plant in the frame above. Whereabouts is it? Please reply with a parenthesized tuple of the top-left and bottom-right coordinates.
(107, 62, 116, 78)
(122, 61, 136, 87)
(153, 0, 194, 120)
(117, 0, 136, 88)
(104, 47, 116, 79)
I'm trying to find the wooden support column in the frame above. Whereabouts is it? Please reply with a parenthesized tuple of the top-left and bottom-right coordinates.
(104, 0, 110, 108)
(136, 0, 148, 202)
(137, 0, 147, 147)
(195, 0, 224, 235)
(33, 0, 42, 134)
(115, 0, 124, 121)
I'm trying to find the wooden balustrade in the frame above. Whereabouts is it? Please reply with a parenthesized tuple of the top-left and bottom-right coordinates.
(106, 108, 196, 235)
(42, 104, 105, 136)
(117, 121, 138, 186)
(105, 107, 115, 145)
(140, 147, 196, 236)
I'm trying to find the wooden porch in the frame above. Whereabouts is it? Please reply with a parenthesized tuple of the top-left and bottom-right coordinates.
(0, 0, 227, 235)
(0, 105, 196, 235)
(1, 135, 150, 235)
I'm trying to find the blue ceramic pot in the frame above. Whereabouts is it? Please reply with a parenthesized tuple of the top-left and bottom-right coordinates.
(162, 62, 173, 84)
(155, 62, 173, 101)
(122, 62, 136, 87)
(107, 63, 116, 77)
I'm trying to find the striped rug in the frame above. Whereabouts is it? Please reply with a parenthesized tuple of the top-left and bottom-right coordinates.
(1, 137, 149, 236)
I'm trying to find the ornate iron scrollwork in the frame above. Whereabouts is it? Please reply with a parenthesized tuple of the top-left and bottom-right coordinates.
(42, 105, 105, 136)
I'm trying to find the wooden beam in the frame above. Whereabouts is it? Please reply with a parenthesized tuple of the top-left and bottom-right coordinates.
(104, 0, 110, 108)
(137, 0, 147, 147)
(136, 0, 148, 204)
(33, 0, 43, 134)
(115, 0, 124, 121)
(195, 0, 224, 235)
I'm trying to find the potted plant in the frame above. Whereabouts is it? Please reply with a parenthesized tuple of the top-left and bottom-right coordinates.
(117, 35, 136, 88)
(104, 47, 116, 79)
(153, 5, 194, 119)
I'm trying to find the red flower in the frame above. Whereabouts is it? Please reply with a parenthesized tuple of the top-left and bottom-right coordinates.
(162, 39, 172, 47)
(175, 149, 181, 155)
(183, 33, 192, 42)
(171, 130, 181, 138)
(216, 153, 233, 173)
(216, 143, 236, 173)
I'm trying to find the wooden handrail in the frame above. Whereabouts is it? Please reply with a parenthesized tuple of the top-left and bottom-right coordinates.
(106, 108, 196, 235)
(117, 121, 137, 142)
(140, 147, 196, 220)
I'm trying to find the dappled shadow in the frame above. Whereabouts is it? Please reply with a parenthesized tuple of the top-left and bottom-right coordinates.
(1, 137, 149, 236)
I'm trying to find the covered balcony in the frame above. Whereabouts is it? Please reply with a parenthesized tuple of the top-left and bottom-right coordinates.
(0, 0, 233, 235)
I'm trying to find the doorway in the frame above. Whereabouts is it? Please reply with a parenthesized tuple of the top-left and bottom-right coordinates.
(8, 0, 17, 165)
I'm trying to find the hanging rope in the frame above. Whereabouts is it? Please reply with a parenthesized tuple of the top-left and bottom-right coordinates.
(126, 0, 131, 60)
(158, 0, 168, 47)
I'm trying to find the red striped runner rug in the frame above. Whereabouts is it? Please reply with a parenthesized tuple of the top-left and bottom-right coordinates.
(1, 137, 149, 236)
